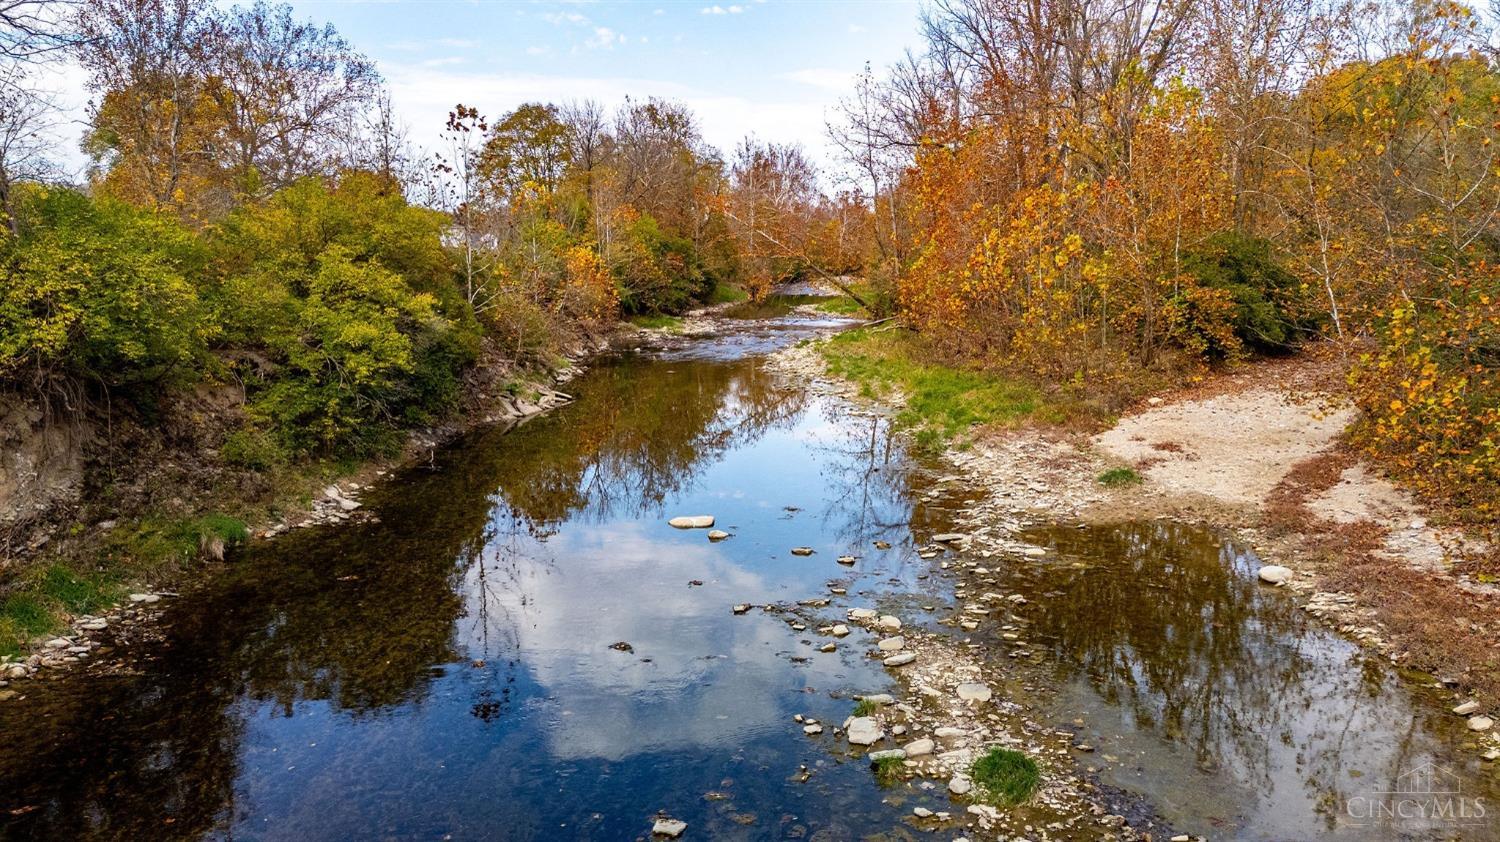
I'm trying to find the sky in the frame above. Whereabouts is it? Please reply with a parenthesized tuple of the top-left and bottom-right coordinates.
(42, 0, 925, 181)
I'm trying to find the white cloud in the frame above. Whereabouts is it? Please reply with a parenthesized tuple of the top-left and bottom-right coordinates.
(584, 26, 626, 50)
(542, 10, 588, 26)
(700, 4, 746, 14)
(778, 67, 855, 92)
(848, 23, 867, 33)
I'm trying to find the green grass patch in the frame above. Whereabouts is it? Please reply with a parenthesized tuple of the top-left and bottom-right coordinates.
(870, 753, 905, 785)
(821, 327, 1062, 453)
(105, 512, 249, 570)
(852, 698, 880, 717)
(816, 296, 864, 315)
(970, 747, 1040, 805)
(629, 313, 685, 332)
(708, 283, 750, 304)
(1097, 466, 1143, 487)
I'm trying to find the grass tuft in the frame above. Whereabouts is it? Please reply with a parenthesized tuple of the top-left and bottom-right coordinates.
(708, 284, 750, 305)
(970, 747, 1040, 805)
(870, 753, 905, 784)
(1097, 466, 1143, 487)
(852, 698, 880, 717)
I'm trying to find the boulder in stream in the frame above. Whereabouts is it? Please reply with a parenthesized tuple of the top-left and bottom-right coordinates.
(669, 515, 715, 529)
(1257, 565, 1293, 584)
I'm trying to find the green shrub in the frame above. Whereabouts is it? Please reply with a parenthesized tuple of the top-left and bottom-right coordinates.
(0, 186, 210, 392)
(1182, 233, 1318, 355)
(222, 426, 288, 470)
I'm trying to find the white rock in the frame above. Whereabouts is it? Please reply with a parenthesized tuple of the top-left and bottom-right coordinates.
(913, 807, 934, 818)
(1258, 565, 1293, 584)
(877, 615, 902, 631)
(791, 546, 815, 556)
(830, 624, 850, 638)
(129, 593, 160, 604)
(652, 818, 687, 837)
(1469, 716, 1494, 732)
(883, 652, 917, 667)
(819, 642, 836, 653)
(1453, 701, 1480, 716)
(669, 515, 715, 529)
(804, 723, 824, 735)
(932, 533, 968, 543)
(860, 694, 896, 706)
(934, 727, 967, 739)
(847, 717, 882, 745)
(869, 749, 906, 761)
(849, 608, 877, 620)
(836, 555, 856, 565)
(956, 683, 992, 702)
(904, 738, 935, 757)
(877, 636, 905, 652)
(707, 530, 730, 541)
(948, 775, 973, 795)
(44, 638, 70, 650)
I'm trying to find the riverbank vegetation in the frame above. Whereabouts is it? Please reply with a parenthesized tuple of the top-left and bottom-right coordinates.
(824, 0, 1500, 560)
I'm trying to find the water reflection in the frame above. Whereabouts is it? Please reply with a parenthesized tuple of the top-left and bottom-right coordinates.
(1017, 521, 1500, 840)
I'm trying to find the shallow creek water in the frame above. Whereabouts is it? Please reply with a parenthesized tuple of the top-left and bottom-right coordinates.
(0, 299, 1495, 841)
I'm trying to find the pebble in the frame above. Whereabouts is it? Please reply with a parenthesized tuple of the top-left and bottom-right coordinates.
(652, 818, 687, 837)
(877, 636, 905, 652)
(804, 723, 824, 735)
(791, 546, 815, 556)
(948, 776, 973, 795)
(1257, 565, 1292, 584)
(913, 807, 933, 818)
(819, 643, 836, 653)
(129, 593, 160, 604)
(707, 530, 730, 541)
(836, 555, 856, 565)
(877, 615, 901, 631)
(873, 540, 891, 549)
(830, 624, 850, 637)
(883, 652, 916, 667)
(1453, 701, 1480, 716)
(669, 515, 715, 529)
(934, 727, 967, 738)
(849, 608, 877, 620)
(44, 638, 70, 650)
(1468, 716, 1494, 732)
(732, 604, 751, 615)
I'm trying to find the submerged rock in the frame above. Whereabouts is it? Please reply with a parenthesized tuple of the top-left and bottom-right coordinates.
(791, 546, 815, 556)
(836, 555, 856, 565)
(652, 818, 687, 837)
(669, 515, 715, 529)
(956, 683, 992, 702)
(873, 540, 892, 549)
(1257, 565, 1293, 584)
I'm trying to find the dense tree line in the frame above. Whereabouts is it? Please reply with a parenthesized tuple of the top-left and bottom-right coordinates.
(0, 0, 855, 465)
(834, 0, 1500, 541)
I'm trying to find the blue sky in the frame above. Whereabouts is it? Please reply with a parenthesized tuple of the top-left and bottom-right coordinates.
(42, 1, 923, 180)
(292, 0, 924, 173)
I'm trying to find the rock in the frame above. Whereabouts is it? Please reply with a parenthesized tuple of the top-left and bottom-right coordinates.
(1484, 748, 1500, 762)
(904, 738, 935, 757)
(0, 690, 17, 702)
(1453, 701, 1481, 716)
(819, 643, 836, 653)
(948, 775, 973, 795)
(847, 717, 882, 745)
(873, 540, 891, 549)
(869, 749, 906, 761)
(44, 638, 70, 650)
(934, 727, 967, 739)
(860, 694, 896, 706)
(1468, 716, 1494, 732)
(830, 624, 850, 637)
(956, 683, 992, 702)
(669, 515, 715, 529)
(336, 497, 360, 511)
(883, 652, 916, 667)
(791, 546, 815, 556)
(932, 533, 968, 543)
(732, 604, 752, 615)
(877, 636, 905, 652)
(913, 807, 933, 818)
(1257, 565, 1293, 584)
(877, 615, 901, 631)
(608, 641, 634, 653)
(1171, 836, 1190, 842)
(849, 608, 878, 620)
(804, 723, 824, 735)
(129, 593, 161, 604)
(652, 818, 687, 838)
(707, 530, 730, 541)
(836, 555, 856, 565)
